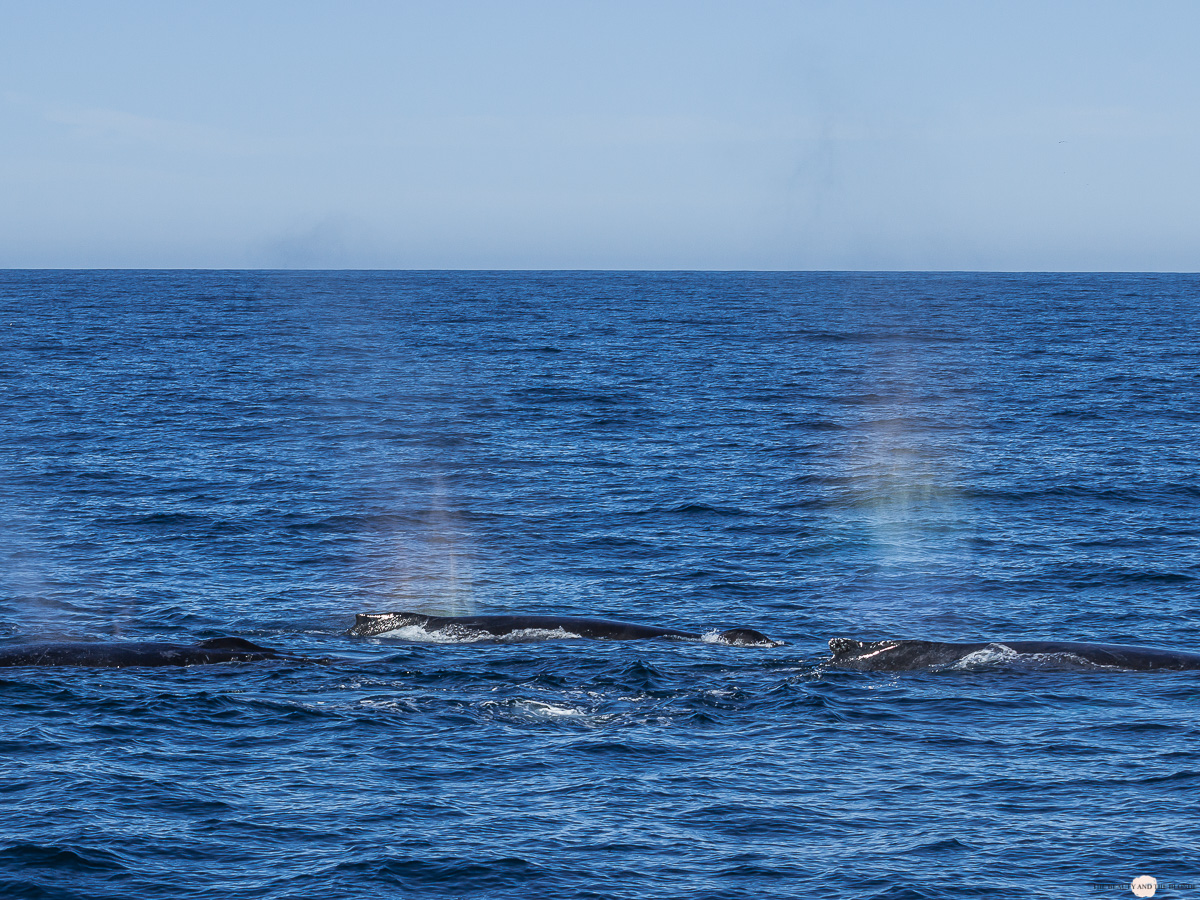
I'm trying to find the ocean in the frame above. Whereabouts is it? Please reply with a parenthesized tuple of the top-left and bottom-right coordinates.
(1, 270, 1197, 899)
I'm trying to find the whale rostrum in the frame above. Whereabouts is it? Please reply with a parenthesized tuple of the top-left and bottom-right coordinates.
(348, 612, 784, 647)
(828, 638, 1200, 672)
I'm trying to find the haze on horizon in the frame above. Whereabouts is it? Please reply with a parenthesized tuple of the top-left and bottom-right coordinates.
(1, 0, 1197, 272)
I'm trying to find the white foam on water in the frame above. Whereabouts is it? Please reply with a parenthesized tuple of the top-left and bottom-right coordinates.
(953, 644, 1022, 668)
(510, 699, 588, 719)
(370, 624, 590, 644)
(952, 643, 1119, 671)
(492, 627, 586, 643)
(478, 697, 622, 727)
(370, 624, 476, 643)
(699, 629, 780, 648)
(355, 697, 421, 713)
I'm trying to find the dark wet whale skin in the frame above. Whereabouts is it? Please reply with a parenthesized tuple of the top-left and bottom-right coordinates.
(349, 612, 783, 647)
(829, 638, 1200, 672)
(0, 637, 288, 668)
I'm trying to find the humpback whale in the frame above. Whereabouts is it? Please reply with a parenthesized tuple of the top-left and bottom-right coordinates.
(349, 612, 783, 647)
(828, 638, 1200, 672)
(0, 637, 293, 668)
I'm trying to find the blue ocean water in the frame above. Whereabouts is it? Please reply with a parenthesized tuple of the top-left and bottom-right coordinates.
(0, 270, 1197, 899)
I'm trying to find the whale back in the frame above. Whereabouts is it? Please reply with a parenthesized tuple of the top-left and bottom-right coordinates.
(347, 612, 695, 641)
(0, 638, 285, 668)
(197, 637, 274, 652)
(717, 628, 783, 647)
(829, 638, 1200, 672)
(348, 611, 781, 646)
(349, 613, 430, 637)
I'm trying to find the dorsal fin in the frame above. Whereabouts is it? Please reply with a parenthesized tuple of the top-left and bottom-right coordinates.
(717, 628, 783, 647)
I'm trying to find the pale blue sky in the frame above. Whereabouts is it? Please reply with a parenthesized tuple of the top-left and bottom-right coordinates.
(2, 1, 1197, 270)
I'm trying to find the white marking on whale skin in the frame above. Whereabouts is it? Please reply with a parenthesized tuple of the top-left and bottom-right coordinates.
(856, 642, 902, 662)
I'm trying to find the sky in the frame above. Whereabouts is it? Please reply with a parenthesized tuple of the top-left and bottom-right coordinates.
(1, 0, 1197, 271)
